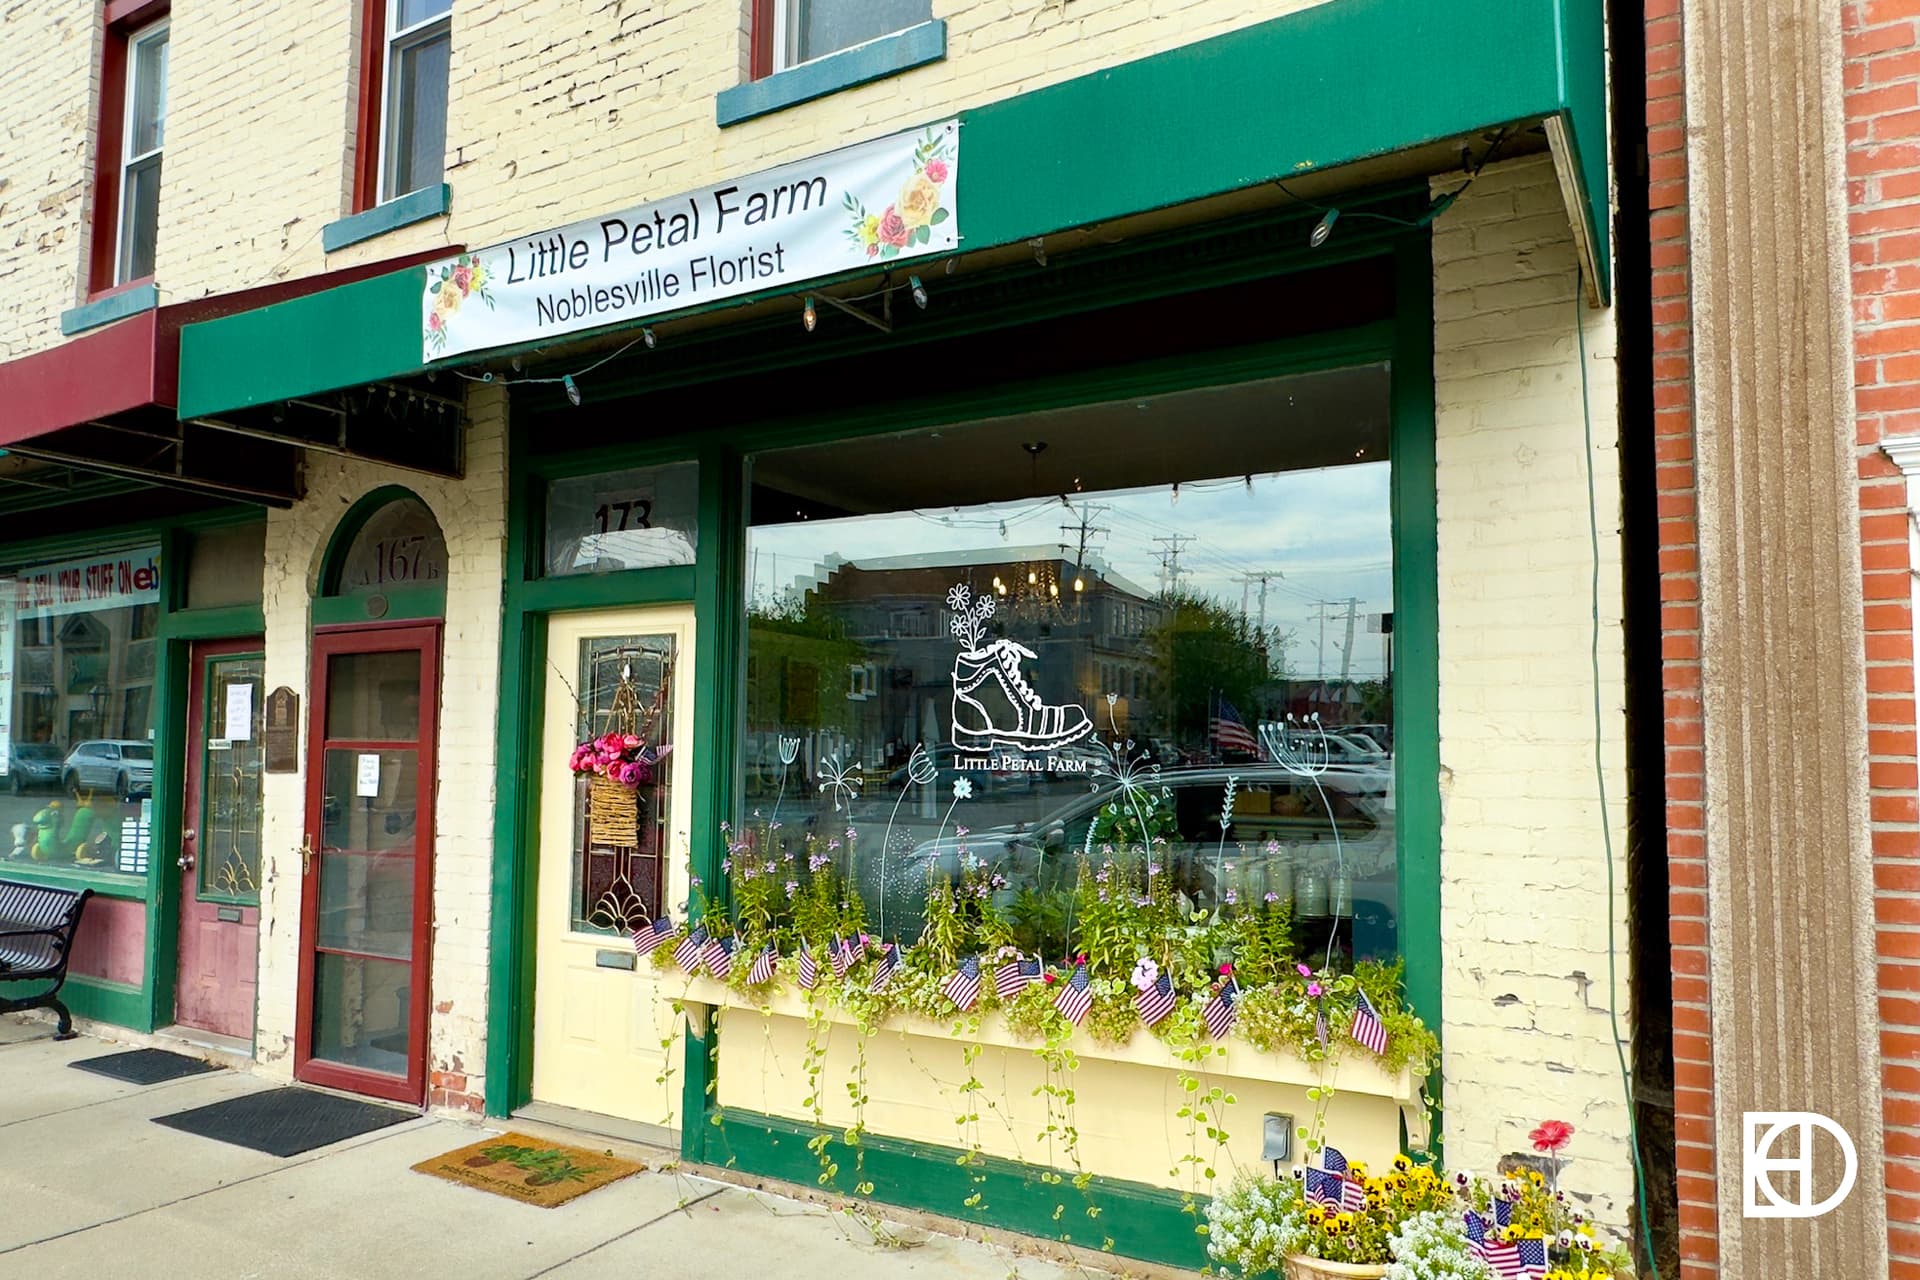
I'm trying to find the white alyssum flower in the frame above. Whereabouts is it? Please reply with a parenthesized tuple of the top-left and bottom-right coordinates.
(1383, 1209, 1495, 1280)
(1204, 1173, 1308, 1279)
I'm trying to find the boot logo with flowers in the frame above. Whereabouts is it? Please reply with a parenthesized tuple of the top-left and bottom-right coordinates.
(945, 582, 1093, 753)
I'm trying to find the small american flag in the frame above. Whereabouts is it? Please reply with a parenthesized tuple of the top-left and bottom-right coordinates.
(1493, 1197, 1512, 1229)
(797, 944, 820, 990)
(995, 955, 1041, 1001)
(1203, 977, 1240, 1039)
(1053, 962, 1092, 1025)
(829, 935, 855, 979)
(632, 917, 674, 957)
(1315, 1005, 1328, 1047)
(1511, 1238, 1546, 1279)
(1349, 988, 1389, 1055)
(748, 943, 776, 986)
(703, 935, 735, 980)
(1210, 696, 1259, 754)
(674, 926, 708, 975)
(1134, 972, 1176, 1027)
(941, 956, 982, 1012)
(1305, 1167, 1363, 1213)
(869, 942, 897, 992)
(1322, 1146, 1349, 1175)
(1464, 1213, 1527, 1279)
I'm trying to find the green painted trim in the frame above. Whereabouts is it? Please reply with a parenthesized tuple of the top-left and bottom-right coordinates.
(0, 972, 150, 1032)
(60, 282, 158, 336)
(680, 442, 746, 1160)
(163, 605, 266, 641)
(487, 458, 543, 1116)
(0, 862, 145, 897)
(1389, 236, 1442, 1149)
(323, 184, 453, 254)
(175, 1, 1607, 415)
(511, 567, 696, 614)
(716, 21, 946, 127)
(707, 1109, 1204, 1268)
(311, 585, 447, 626)
(144, 528, 192, 1032)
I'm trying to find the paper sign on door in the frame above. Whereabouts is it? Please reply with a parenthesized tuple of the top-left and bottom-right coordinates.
(223, 682, 254, 741)
(356, 753, 381, 797)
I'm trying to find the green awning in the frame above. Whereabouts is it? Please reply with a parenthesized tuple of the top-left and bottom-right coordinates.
(178, 0, 1608, 419)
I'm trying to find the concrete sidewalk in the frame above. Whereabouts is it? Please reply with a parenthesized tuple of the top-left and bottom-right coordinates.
(0, 1016, 1091, 1280)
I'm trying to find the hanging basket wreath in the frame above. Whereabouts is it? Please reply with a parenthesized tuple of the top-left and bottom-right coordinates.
(570, 666, 671, 848)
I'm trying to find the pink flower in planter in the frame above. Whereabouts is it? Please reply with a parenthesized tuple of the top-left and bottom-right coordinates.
(1530, 1120, 1574, 1154)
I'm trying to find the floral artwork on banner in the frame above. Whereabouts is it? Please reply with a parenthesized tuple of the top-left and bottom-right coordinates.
(843, 128, 955, 260)
(424, 254, 494, 355)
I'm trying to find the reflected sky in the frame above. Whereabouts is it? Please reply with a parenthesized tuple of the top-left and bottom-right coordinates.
(749, 461, 1392, 680)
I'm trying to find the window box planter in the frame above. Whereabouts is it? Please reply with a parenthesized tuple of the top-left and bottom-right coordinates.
(672, 971, 1429, 1192)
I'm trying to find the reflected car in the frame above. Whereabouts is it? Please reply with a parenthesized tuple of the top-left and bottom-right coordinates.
(6, 743, 62, 793)
(878, 762, 1394, 938)
(62, 739, 154, 799)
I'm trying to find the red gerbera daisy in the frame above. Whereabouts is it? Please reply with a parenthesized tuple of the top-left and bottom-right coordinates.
(1529, 1120, 1574, 1153)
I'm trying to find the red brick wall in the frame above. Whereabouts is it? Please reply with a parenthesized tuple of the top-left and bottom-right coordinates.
(1659, 1, 1920, 1273)
(1645, 0, 1714, 1273)
(1848, 2, 1920, 1272)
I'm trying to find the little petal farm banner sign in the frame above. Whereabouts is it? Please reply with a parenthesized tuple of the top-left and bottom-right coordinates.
(422, 122, 959, 359)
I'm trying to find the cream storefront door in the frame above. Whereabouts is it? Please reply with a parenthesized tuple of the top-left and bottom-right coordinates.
(531, 607, 694, 1127)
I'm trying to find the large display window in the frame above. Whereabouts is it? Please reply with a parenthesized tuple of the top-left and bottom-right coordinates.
(741, 367, 1398, 963)
(0, 546, 162, 880)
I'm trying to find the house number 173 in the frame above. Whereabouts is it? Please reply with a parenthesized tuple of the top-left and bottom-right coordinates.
(593, 499, 654, 533)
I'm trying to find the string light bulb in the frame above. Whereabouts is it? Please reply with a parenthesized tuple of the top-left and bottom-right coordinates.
(563, 375, 582, 407)
(1310, 208, 1340, 248)
(642, 327, 657, 349)
(1028, 570, 1038, 585)
(909, 275, 928, 309)
(1074, 576, 1085, 593)
(803, 297, 817, 332)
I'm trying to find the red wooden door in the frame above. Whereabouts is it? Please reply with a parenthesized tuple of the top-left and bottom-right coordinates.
(173, 639, 265, 1042)
(294, 623, 439, 1105)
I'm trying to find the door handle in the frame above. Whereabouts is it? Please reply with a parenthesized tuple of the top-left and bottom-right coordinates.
(299, 838, 316, 875)
(177, 850, 195, 870)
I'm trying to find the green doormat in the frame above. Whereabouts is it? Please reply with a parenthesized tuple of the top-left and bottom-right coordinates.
(413, 1132, 645, 1207)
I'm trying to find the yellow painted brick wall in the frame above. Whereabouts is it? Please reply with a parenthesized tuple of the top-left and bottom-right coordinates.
(153, 0, 1325, 296)
(9, 1, 1329, 358)
(0, 1, 97, 359)
(252, 380, 505, 1112)
(1430, 155, 1633, 1232)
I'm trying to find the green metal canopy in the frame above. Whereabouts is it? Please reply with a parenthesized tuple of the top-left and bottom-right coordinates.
(177, 0, 1607, 419)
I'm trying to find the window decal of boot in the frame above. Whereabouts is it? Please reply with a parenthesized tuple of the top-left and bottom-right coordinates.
(945, 581, 1092, 753)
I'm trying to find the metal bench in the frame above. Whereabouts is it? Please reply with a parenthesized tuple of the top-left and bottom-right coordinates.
(0, 879, 93, 1040)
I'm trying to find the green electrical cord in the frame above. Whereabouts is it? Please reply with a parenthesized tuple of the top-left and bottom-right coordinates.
(1576, 264, 1664, 1280)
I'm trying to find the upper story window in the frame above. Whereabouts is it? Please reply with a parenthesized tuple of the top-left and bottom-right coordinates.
(356, 0, 451, 208)
(770, 0, 932, 70)
(88, 3, 172, 291)
(116, 20, 169, 283)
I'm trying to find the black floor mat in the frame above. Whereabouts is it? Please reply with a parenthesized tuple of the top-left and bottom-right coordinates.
(152, 1086, 414, 1157)
(72, 1048, 222, 1085)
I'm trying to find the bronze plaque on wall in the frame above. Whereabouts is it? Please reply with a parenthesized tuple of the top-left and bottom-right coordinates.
(264, 686, 300, 773)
